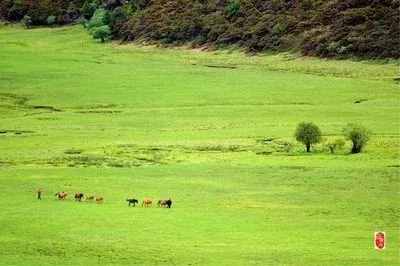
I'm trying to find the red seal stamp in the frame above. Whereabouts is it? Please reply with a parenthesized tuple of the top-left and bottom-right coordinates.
(374, 232, 385, 250)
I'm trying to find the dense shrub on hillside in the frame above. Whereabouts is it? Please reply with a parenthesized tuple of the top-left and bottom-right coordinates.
(85, 7, 112, 41)
(1, 0, 398, 58)
(91, 24, 111, 42)
(117, 0, 399, 58)
(301, 0, 400, 58)
(86, 7, 109, 29)
(0, 0, 85, 25)
(46, 15, 56, 25)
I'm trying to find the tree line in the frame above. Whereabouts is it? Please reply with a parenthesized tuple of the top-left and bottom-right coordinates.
(1, 0, 399, 58)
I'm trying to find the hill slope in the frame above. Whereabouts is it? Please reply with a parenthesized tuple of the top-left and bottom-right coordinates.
(1, 0, 399, 58)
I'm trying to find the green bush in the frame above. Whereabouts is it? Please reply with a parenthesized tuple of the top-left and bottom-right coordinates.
(343, 124, 370, 154)
(295, 122, 322, 152)
(91, 25, 111, 42)
(47, 15, 56, 25)
(86, 8, 109, 30)
(226, 0, 240, 17)
(325, 138, 345, 154)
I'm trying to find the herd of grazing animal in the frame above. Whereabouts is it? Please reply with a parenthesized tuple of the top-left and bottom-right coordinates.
(49, 191, 172, 208)
(54, 192, 103, 203)
(128, 197, 173, 208)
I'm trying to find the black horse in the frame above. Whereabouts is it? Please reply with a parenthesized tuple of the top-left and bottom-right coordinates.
(126, 198, 139, 207)
(165, 199, 172, 208)
(158, 198, 173, 208)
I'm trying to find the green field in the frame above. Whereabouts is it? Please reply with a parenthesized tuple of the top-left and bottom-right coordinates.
(0, 25, 399, 265)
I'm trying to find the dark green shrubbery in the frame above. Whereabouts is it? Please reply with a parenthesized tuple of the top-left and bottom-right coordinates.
(81, 0, 98, 20)
(117, 0, 399, 58)
(86, 7, 108, 29)
(91, 24, 111, 42)
(226, 0, 240, 17)
(0, 0, 85, 25)
(46, 15, 56, 25)
(86, 8, 111, 42)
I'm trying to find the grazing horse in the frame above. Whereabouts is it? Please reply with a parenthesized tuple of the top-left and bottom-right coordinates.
(126, 198, 139, 207)
(142, 198, 152, 207)
(95, 197, 104, 204)
(74, 192, 84, 202)
(86, 196, 94, 201)
(158, 198, 173, 208)
(164, 198, 172, 208)
(55, 192, 67, 200)
(157, 199, 167, 207)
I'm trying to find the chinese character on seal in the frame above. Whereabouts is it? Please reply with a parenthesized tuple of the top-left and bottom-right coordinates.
(374, 232, 385, 250)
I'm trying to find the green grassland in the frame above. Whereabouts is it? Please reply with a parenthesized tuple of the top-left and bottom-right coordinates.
(0, 24, 399, 265)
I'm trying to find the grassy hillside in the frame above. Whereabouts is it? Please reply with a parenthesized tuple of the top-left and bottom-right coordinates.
(1, 0, 399, 58)
(0, 25, 399, 265)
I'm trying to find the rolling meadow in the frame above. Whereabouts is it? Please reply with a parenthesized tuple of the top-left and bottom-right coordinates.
(0, 24, 399, 265)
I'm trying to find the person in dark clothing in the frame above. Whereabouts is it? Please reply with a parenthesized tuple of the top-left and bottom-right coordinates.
(37, 189, 42, 200)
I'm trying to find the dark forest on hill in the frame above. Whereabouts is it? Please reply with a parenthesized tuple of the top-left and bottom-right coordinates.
(1, 0, 399, 58)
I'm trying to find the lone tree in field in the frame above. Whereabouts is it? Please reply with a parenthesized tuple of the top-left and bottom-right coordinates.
(343, 124, 370, 153)
(295, 122, 322, 152)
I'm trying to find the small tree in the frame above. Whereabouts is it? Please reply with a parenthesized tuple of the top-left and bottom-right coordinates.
(343, 124, 370, 153)
(91, 25, 111, 42)
(295, 122, 322, 152)
(325, 138, 345, 154)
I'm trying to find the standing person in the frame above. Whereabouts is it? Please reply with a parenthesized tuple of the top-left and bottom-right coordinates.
(37, 188, 42, 200)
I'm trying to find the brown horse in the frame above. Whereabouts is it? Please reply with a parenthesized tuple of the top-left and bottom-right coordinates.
(95, 197, 104, 204)
(157, 199, 168, 207)
(142, 198, 152, 207)
(74, 192, 84, 202)
(55, 192, 68, 200)
(86, 195, 94, 201)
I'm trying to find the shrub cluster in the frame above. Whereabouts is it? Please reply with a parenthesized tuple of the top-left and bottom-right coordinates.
(295, 122, 370, 154)
(117, 0, 399, 58)
(84, 7, 111, 42)
(0, 0, 84, 25)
